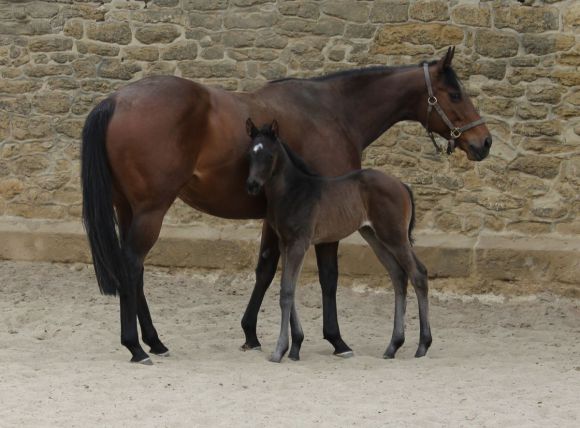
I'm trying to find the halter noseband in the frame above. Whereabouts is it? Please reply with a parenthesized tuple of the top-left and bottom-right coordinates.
(423, 63, 486, 155)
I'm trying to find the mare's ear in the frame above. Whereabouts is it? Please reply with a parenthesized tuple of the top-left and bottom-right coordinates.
(437, 46, 455, 72)
(246, 118, 258, 138)
(270, 120, 279, 138)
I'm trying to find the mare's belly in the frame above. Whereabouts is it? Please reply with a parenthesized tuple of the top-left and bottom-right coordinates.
(178, 173, 266, 220)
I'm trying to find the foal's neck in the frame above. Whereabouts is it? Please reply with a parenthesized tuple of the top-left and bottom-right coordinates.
(267, 146, 316, 197)
(329, 67, 427, 150)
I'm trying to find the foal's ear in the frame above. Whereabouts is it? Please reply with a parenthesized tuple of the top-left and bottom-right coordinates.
(438, 46, 455, 71)
(246, 118, 258, 138)
(270, 120, 279, 138)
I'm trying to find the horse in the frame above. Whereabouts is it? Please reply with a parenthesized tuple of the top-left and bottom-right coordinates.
(81, 47, 490, 363)
(245, 119, 430, 362)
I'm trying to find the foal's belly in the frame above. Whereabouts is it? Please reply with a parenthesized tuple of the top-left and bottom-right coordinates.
(311, 192, 367, 244)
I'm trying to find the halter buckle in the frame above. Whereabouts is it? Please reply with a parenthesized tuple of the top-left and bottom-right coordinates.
(427, 96, 437, 106)
(450, 128, 462, 139)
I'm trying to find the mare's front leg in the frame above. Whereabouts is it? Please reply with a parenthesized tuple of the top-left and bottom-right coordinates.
(241, 222, 280, 350)
(315, 242, 353, 357)
(271, 243, 307, 363)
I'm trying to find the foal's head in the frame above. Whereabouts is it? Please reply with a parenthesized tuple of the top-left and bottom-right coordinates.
(422, 47, 492, 161)
(245, 118, 281, 195)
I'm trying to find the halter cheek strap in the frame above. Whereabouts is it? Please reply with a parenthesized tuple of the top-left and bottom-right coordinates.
(423, 63, 486, 155)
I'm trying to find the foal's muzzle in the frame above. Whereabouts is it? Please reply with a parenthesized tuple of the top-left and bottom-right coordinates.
(246, 179, 262, 196)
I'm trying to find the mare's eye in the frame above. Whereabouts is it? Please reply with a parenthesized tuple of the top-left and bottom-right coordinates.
(450, 92, 461, 101)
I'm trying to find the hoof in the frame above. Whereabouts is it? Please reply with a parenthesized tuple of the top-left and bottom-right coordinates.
(132, 356, 153, 365)
(414, 348, 428, 358)
(240, 343, 262, 352)
(333, 350, 354, 359)
(269, 354, 283, 363)
(149, 343, 169, 355)
(153, 350, 170, 357)
(288, 352, 300, 361)
(383, 352, 395, 359)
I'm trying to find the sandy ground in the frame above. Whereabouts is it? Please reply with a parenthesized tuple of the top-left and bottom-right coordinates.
(0, 260, 579, 427)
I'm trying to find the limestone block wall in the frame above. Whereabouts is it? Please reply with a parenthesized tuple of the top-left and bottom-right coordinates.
(0, 0, 578, 241)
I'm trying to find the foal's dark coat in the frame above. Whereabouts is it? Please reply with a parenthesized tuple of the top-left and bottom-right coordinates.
(246, 120, 432, 362)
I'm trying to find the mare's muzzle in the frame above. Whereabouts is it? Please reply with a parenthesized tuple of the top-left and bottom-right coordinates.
(246, 179, 262, 196)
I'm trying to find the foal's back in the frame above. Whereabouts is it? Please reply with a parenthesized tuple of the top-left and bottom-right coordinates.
(311, 169, 412, 245)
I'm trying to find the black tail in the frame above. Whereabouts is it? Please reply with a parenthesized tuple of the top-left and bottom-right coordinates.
(81, 98, 127, 296)
(403, 184, 416, 246)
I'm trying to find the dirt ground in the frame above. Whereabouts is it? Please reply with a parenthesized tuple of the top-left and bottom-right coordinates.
(0, 260, 578, 427)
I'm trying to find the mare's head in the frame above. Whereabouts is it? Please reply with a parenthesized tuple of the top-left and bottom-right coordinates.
(422, 47, 492, 161)
(245, 118, 281, 195)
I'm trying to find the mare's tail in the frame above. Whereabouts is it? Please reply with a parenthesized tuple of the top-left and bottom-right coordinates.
(402, 184, 416, 246)
(81, 98, 127, 296)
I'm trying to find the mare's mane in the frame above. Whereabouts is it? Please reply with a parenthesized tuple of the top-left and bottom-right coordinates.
(270, 60, 461, 91)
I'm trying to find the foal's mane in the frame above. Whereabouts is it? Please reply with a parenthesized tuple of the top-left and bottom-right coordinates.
(279, 141, 320, 177)
(270, 60, 461, 91)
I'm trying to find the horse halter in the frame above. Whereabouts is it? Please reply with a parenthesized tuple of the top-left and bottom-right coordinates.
(423, 63, 486, 155)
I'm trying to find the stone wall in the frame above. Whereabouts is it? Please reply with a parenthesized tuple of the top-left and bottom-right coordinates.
(0, 1, 578, 243)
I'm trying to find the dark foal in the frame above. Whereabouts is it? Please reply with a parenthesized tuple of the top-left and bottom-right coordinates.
(246, 119, 431, 363)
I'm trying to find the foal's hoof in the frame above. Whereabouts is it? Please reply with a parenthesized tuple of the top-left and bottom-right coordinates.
(153, 350, 170, 357)
(269, 353, 283, 363)
(383, 352, 395, 359)
(240, 343, 262, 352)
(414, 346, 428, 358)
(131, 356, 153, 365)
(333, 350, 354, 359)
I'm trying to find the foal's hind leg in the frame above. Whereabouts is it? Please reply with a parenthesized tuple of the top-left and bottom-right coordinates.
(410, 254, 431, 357)
(384, 243, 432, 358)
(315, 242, 353, 357)
(359, 227, 408, 359)
(241, 222, 280, 351)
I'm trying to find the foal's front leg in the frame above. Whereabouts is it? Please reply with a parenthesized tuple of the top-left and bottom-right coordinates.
(271, 243, 307, 363)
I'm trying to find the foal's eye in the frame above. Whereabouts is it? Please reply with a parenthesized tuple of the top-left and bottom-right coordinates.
(450, 92, 462, 101)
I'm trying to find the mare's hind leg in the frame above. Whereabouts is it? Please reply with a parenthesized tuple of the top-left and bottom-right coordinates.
(315, 242, 353, 357)
(359, 227, 408, 359)
(137, 269, 169, 356)
(241, 222, 280, 351)
(117, 200, 168, 357)
(120, 208, 168, 364)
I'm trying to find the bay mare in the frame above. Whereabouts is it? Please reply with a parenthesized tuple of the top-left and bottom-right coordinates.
(81, 47, 491, 363)
(246, 119, 430, 363)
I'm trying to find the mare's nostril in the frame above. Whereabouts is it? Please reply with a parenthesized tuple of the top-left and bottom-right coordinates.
(484, 136, 492, 149)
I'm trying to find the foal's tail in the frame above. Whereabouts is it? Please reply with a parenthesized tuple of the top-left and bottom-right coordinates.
(403, 184, 416, 246)
(81, 97, 127, 296)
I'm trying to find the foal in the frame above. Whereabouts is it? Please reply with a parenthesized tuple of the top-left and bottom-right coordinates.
(246, 119, 432, 363)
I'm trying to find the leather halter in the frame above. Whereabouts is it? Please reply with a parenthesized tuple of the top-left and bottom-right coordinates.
(423, 63, 486, 155)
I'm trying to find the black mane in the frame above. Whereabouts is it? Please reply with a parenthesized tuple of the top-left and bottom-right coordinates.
(279, 141, 320, 177)
(270, 60, 461, 91)
(254, 125, 320, 177)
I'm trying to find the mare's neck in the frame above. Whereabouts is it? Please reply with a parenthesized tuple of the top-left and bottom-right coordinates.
(330, 67, 426, 151)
